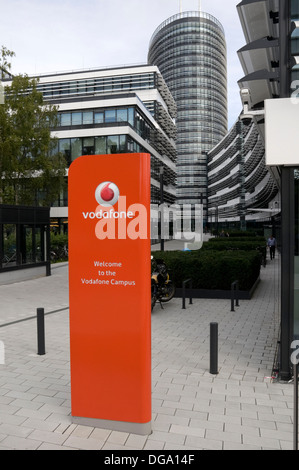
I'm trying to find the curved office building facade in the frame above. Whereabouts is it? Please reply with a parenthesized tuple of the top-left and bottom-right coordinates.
(148, 11, 228, 216)
(207, 118, 278, 227)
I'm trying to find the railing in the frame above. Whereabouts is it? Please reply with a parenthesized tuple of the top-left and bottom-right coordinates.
(149, 11, 225, 47)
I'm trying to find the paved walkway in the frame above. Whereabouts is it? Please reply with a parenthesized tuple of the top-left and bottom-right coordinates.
(0, 255, 295, 450)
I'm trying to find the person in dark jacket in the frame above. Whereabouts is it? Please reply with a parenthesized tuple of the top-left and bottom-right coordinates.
(267, 235, 276, 260)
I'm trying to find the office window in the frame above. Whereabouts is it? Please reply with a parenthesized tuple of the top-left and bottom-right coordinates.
(50, 141, 59, 157)
(119, 135, 127, 152)
(60, 113, 71, 126)
(69, 83, 78, 94)
(95, 112, 104, 124)
(107, 136, 119, 154)
(86, 80, 94, 92)
(105, 110, 116, 123)
(82, 137, 95, 155)
(128, 108, 134, 126)
(117, 109, 128, 122)
(71, 138, 82, 161)
(95, 136, 106, 155)
(292, 0, 299, 19)
(59, 139, 71, 165)
(35, 227, 43, 262)
(2, 224, 17, 268)
(83, 112, 93, 125)
(21, 225, 34, 265)
(94, 83, 104, 92)
(72, 112, 82, 126)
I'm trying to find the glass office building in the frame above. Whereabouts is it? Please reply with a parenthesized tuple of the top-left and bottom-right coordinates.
(148, 11, 228, 221)
(5, 65, 177, 231)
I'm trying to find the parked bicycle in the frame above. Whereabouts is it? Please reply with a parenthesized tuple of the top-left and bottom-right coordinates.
(151, 256, 175, 310)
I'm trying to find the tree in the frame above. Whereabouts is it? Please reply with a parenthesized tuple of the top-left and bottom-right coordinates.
(0, 46, 15, 78)
(0, 47, 66, 206)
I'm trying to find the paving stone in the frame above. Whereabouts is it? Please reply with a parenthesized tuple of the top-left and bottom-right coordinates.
(27, 429, 68, 445)
(62, 435, 104, 450)
(0, 257, 294, 450)
(185, 435, 223, 450)
(0, 435, 42, 450)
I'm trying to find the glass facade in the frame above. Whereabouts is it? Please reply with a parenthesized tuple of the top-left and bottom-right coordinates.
(51, 96, 177, 196)
(56, 105, 155, 144)
(0, 205, 50, 273)
(58, 135, 142, 164)
(58, 107, 135, 128)
(30, 65, 177, 217)
(37, 72, 156, 99)
(148, 11, 228, 216)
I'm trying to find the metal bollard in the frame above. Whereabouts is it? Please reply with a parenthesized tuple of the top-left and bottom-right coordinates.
(182, 279, 193, 309)
(210, 322, 218, 375)
(231, 281, 239, 311)
(231, 291, 235, 312)
(37, 308, 46, 356)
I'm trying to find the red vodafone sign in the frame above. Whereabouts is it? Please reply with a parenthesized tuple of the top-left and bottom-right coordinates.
(68, 153, 151, 435)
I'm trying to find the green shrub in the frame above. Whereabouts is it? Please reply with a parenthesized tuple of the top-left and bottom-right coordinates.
(202, 238, 266, 266)
(202, 241, 265, 251)
(151, 249, 261, 291)
(50, 233, 68, 262)
(208, 237, 265, 243)
(225, 230, 263, 238)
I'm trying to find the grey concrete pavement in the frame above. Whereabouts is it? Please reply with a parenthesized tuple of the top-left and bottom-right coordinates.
(0, 254, 295, 450)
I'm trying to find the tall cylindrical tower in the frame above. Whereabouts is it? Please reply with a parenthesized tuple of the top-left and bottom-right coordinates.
(148, 11, 227, 218)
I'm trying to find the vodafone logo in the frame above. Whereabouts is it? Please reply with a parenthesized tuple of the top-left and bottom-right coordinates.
(95, 182, 120, 207)
(81, 180, 148, 240)
(81, 180, 149, 240)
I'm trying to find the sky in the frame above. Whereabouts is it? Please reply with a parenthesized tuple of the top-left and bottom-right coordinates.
(0, 0, 245, 128)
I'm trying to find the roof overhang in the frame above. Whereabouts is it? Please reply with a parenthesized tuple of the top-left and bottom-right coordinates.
(238, 37, 279, 75)
(237, 0, 279, 43)
(238, 69, 279, 108)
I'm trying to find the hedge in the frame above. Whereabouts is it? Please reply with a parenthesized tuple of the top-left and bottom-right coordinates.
(221, 230, 264, 238)
(207, 237, 266, 243)
(202, 239, 266, 260)
(151, 249, 261, 291)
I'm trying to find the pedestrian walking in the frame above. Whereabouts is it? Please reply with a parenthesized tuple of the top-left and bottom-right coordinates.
(267, 235, 276, 260)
